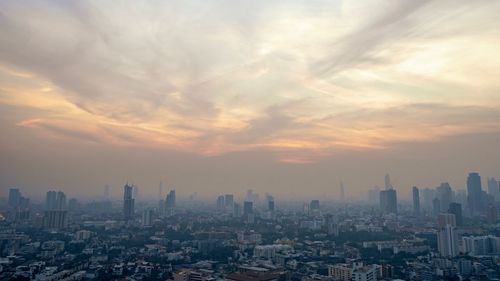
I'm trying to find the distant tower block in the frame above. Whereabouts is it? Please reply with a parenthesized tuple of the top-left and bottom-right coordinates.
(340, 182, 345, 201)
(385, 173, 393, 190)
(104, 185, 110, 199)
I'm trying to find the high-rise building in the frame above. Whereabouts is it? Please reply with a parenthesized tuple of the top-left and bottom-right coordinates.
(487, 177, 499, 201)
(379, 189, 397, 214)
(46, 191, 66, 210)
(123, 183, 135, 221)
(462, 235, 499, 256)
(432, 198, 441, 215)
(448, 203, 463, 226)
(104, 185, 110, 199)
(233, 203, 241, 217)
(467, 172, 483, 216)
(455, 189, 468, 207)
(268, 200, 275, 212)
(44, 210, 68, 229)
(8, 188, 21, 207)
(224, 194, 234, 209)
(68, 198, 79, 211)
(422, 188, 436, 210)
(142, 209, 154, 227)
(133, 185, 139, 200)
(436, 183, 453, 212)
(437, 224, 458, 257)
(46, 191, 57, 210)
(159, 181, 163, 198)
(487, 204, 497, 224)
(325, 214, 339, 236)
(340, 182, 345, 201)
(438, 213, 456, 228)
(412, 186, 420, 215)
(166, 190, 176, 209)
(56, 191, 66, 210)
(310, 200, 320, 210)
(243, 201, 253, 216)
(216, 195, 225, 211)
(384, 173, 393, 190)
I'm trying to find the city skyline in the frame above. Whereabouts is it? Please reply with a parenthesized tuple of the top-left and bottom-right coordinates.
(2, 172, 498, 204)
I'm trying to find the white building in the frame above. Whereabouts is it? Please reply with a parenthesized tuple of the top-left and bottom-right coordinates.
(437, 225, 458, 257)
(462, 235, 500, 256)
(353, 266, 377, 281)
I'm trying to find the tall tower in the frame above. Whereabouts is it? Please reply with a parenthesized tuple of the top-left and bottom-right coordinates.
(44, 190, 68, 229)
(437, 224, 458, 257)
(487, 177, 499, 201)
(340, 182, 345, 201)
(104, 185, 110, 199)
(436, 183, 453, 212)
(46, 191, 57, 210)
(384, 173, 393, 190)
(380, 189, 397, 214)
(8, 188, 21, 208)
(166, 190, 176, 208)
(243, 201, 253, 215)
(412, 186, 420, 215)
(123, 183, 135, 221)
(159, 181, 163, 198)
(448, 202, 463, 226)
(467, 172, 482, 216)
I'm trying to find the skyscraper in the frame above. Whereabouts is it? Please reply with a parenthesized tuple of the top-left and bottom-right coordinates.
(437, 224, 459, 257)
(384, 173, 393, 190)
(310, 200, 320, 210)
(43, 210, 68, 229)
(159, 181, 163, 198)
(123, 183, 135, 221)
(487, 177, 499, 201)
(166, 190, 176, 209)
(46, 191, 66, 210)
(436, 182, 452, 212)
(56, 191, 66, 210)
(448, 202, 463, 226)
(46, 191, 57, 210)
(8, 188, 21, 208)
(438, 213, 456, 228)
(467, 172, 483, 216)
(268, 200, 275, 212)
(487, 204, 497, 224)
(432, 198, 441, 215)
(216, 195, 225, 211)
(412, 186, 420, 215)
(224, 194, 234, 209)
(142, 209, 154, 227)
(340, 182, 345, 201)
(243, 201, 253, 216)
(104, 185, 110, 199)
(380, 189, 397, 214)
(133, 185, 139, 200)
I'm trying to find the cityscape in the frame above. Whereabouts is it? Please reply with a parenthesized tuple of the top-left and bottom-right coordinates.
(1, 0, 500, 280)
(1, 172, 500, 280)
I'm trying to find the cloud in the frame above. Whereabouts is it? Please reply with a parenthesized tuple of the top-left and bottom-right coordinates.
(0, 0, 499, 164)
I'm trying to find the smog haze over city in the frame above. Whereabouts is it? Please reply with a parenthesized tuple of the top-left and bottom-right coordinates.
(1, 1, 500, 281)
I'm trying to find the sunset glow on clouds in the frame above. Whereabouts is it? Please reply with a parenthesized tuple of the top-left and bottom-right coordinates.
(1, 0, 500, 165)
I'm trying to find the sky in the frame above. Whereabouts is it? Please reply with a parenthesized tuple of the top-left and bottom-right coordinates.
(1, 0, 500, 201)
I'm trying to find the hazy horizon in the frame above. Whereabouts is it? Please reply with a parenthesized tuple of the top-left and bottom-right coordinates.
(1, 0, 500, 200)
